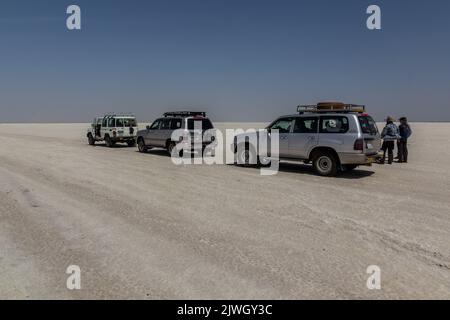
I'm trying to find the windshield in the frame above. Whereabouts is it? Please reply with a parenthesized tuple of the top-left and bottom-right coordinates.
(187, 118, 213, 130)
(358, 115, 378, 135)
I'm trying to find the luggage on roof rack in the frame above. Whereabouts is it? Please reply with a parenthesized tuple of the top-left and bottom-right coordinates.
(297, 102, 365, 114)
(163, 111, 206, 118)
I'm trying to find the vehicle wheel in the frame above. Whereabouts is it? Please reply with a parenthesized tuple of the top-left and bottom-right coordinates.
(258, 156, 272, 167)
(167, 142, 175, 155)
(127, 140, 136, 147)
(168, 142, 184, 157)
(236, 144, 257, 166)
(88, 134, 95, 146)
(312, 151, 338, 176)
(105, 135, 113, 148)
(137, 139, 147, 153)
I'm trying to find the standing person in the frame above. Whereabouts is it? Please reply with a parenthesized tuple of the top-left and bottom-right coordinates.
(380, 116, 399, 165)
(397, 117, 412, 163)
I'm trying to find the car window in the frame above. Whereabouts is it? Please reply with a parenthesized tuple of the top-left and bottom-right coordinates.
(270, 118, 293, 133)
(320, 116, 349, 134)
(149, 119, 161, 130)
(116, 118, 124, 127)
(293, 117, 318, 133)
(160, 119, 171, 130)
(358, 115, 378, 135)
(102, 118, 108, 127)
(171, 119, 182, 129)
(108, 118, 116, 127)
(124, 118, 137, 127)
(187, 119, 214, 130)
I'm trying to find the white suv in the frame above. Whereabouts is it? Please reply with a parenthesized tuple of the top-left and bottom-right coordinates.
(87, 114, 138, 147)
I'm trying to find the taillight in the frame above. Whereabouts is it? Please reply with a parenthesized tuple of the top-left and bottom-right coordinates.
(354, 138, 364, 151)
(179, 131, 190, 142)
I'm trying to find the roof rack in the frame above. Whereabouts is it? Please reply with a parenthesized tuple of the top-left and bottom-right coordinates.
(163, 111, 206, 118)
(103, 112, 136, 118)
(297, 102, 365, 114)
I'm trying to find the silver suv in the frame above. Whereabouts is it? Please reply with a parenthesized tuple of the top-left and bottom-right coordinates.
(136, 112, 216, 156)
(234, 102, 381, 176)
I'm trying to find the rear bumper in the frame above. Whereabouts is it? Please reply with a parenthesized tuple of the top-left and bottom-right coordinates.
(338, 152, 382, 165)
(111, 136, 136, 142)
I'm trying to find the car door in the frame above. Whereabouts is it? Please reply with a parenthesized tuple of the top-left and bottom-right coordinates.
(289, 117, 319, 159)
(157, 118, 172, 147)
(145, 119, 161, 146)
(268, 117, 294, 158)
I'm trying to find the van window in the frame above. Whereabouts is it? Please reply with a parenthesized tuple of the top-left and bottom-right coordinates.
(293, 117, 318, 133)
(320, 116, 349, 134)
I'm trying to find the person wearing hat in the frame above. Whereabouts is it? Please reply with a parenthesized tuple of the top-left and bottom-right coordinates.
(397, 117, 412, 163)
(380, 116, 400, 165)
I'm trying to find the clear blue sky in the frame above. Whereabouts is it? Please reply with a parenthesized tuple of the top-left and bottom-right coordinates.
(0, 0, 449, 122)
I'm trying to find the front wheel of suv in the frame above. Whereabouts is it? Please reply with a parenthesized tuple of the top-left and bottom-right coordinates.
(312, 151, 338, 177)
(236, 144, 257, 166)
(88, 134, 95, 146)
(137, 138, 147, 153)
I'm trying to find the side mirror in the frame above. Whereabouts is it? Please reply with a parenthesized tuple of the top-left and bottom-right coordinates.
(146, 125, 151, 131)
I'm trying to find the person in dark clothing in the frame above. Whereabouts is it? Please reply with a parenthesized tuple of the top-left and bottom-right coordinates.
(380, 116, 399, 165)
(397, 117, 412, 163)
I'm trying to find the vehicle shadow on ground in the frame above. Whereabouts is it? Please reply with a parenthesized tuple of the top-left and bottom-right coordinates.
(94, 144, 131, 149)
(275, 162, 375, 179)
(136, 149, 170, 157)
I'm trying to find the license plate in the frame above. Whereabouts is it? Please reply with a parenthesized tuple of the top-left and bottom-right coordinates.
(367, 143, 373, 149)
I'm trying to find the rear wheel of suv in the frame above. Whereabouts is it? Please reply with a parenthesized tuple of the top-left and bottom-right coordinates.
(105, 135, 114, 148)
(312, 151, 338, 177)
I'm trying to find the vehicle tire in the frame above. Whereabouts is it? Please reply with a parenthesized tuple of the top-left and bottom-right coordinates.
(88, 134, 95, 146)
(127, 140, 136, 147)
(312, 151, 338, 177)
(137, 138, 147, 153)
(168, 142, 184, 157)
(258, 156, 272, 167)
(105, 135, 113, 148)
(236, 144, 257, 166)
